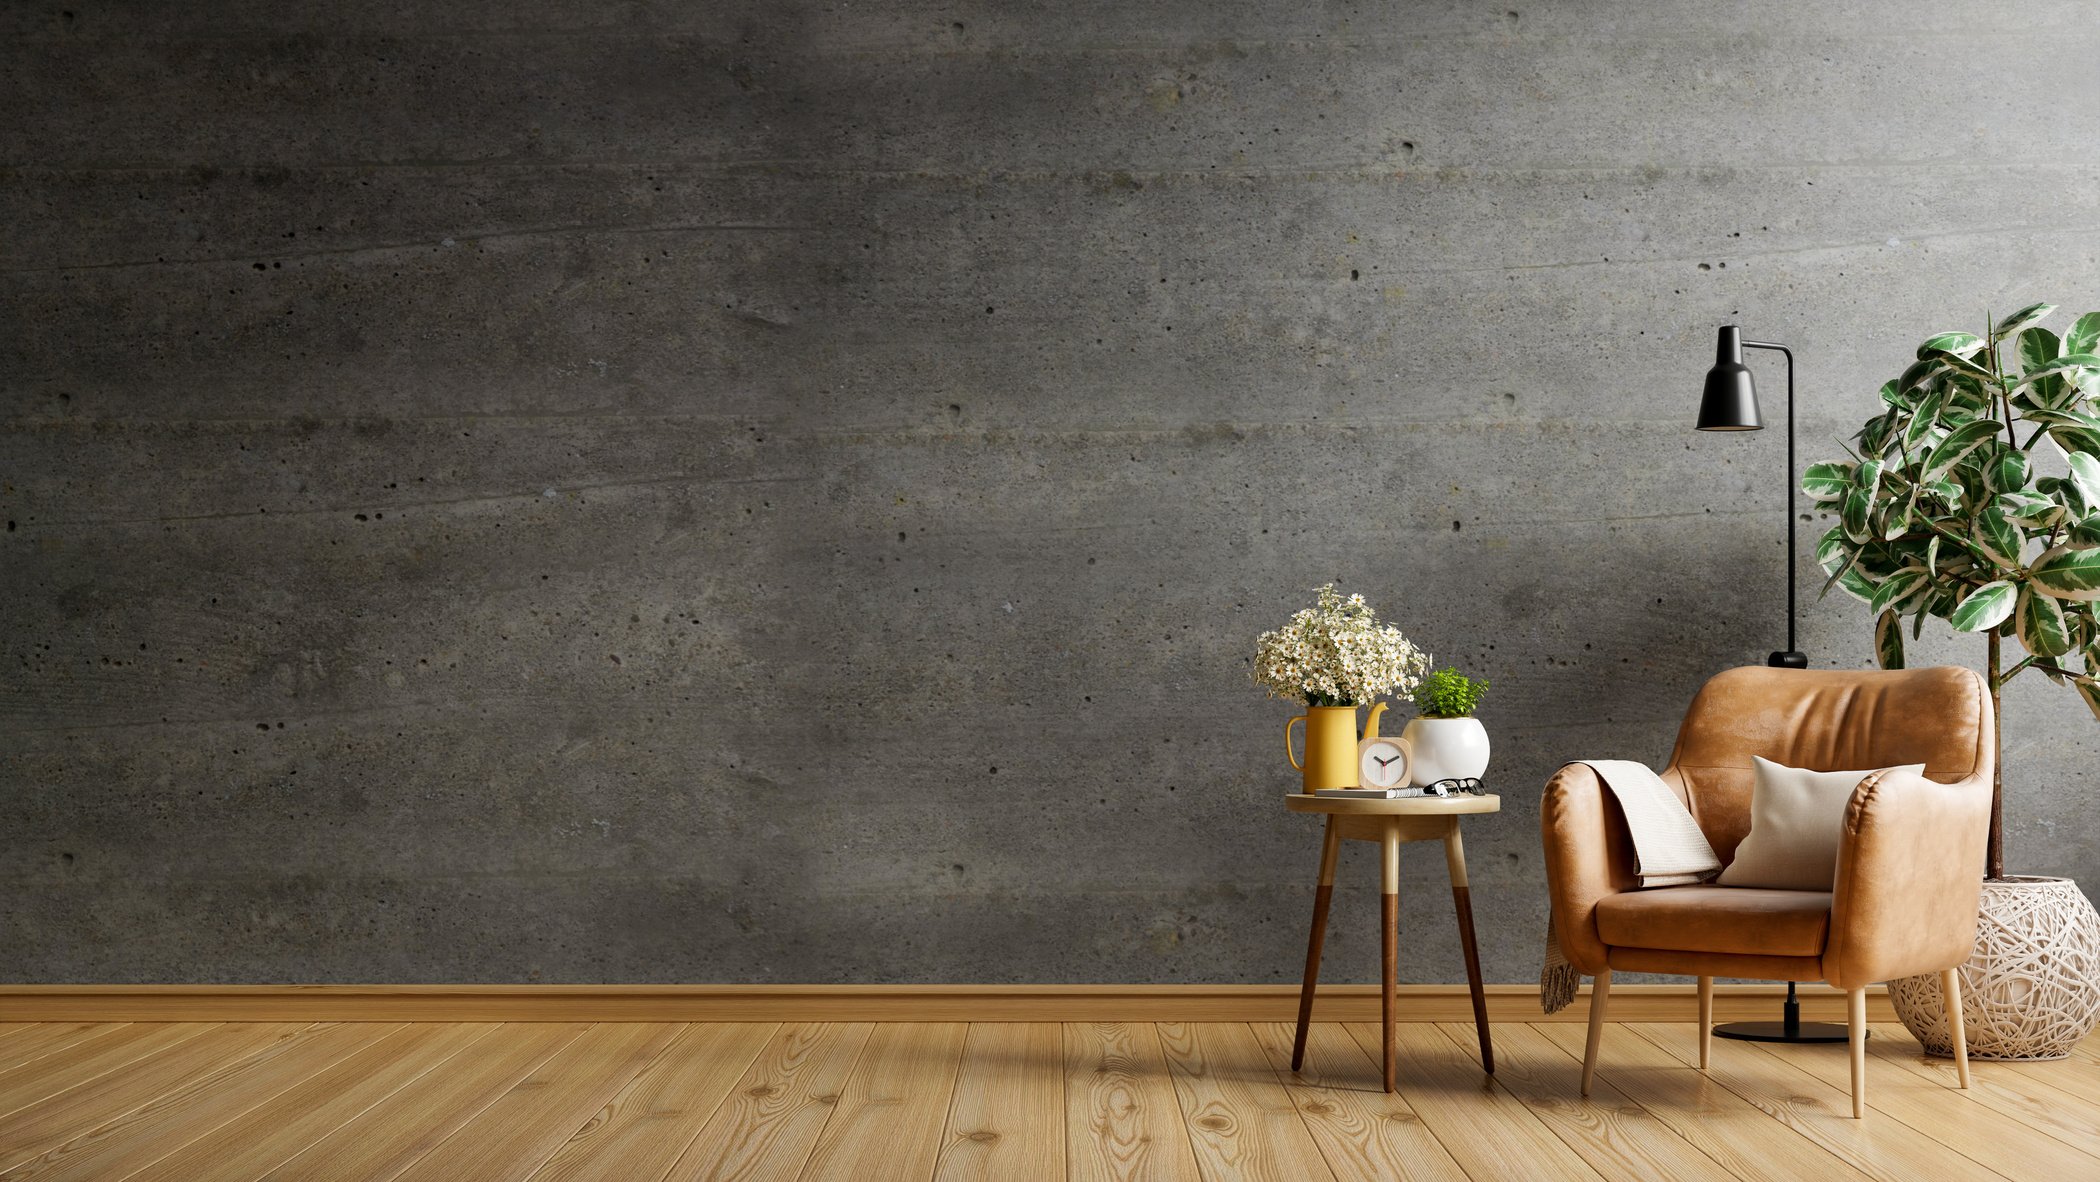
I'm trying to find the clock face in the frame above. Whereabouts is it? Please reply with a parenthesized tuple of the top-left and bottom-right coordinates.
(1360, 740, 1409, 789)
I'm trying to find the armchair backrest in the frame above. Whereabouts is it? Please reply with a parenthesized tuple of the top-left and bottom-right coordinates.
(1666, 665, 1993, 863)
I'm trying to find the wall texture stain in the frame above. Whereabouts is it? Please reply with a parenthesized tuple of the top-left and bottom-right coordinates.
(4, 1, 2099, 985)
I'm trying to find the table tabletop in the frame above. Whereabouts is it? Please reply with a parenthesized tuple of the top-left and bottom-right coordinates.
(1283, 792, 1501, 817)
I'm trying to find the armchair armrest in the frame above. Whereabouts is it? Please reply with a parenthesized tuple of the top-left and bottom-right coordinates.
(1540, 762, 1644, 974)
(1823, 767, 1992, 990)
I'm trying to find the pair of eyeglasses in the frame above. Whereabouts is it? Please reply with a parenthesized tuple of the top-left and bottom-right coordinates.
(1421, 778, 1486, 797)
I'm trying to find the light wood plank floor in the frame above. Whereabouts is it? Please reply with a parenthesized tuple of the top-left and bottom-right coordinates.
(0, 1020, 2089, 1181)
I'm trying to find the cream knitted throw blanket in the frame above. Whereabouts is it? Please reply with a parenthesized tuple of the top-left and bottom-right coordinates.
(1541, 759, 1721, 1014)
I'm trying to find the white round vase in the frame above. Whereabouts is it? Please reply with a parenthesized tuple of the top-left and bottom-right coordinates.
(1400, 716, 1490, 786)
(1887, 875, 2100, 1061)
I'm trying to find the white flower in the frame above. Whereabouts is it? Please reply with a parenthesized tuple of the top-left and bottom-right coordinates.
(1251, 584, 1429, 707)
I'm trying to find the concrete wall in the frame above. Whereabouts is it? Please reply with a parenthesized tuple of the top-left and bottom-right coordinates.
(4, 1, 2098, 985)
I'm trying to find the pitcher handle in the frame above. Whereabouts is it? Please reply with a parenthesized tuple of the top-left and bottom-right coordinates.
(1285, 715, 1306, 771)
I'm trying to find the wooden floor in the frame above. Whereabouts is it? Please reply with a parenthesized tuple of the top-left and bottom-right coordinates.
(0, 1020, 2092, 1181)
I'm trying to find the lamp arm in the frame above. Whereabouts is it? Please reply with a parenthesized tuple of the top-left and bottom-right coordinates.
(1742, 341, 1796, 657)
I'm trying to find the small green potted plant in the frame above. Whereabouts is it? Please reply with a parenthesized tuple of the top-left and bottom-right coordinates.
(1402, 667, 1491, 784)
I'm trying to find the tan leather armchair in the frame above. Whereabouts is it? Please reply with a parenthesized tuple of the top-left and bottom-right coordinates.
(1541, 666, 1994, 1117)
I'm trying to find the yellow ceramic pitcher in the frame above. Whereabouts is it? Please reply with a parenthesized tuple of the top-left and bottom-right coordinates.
(1286, 702, 1388, 792)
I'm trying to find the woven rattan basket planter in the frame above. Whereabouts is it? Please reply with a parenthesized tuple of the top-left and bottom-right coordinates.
(1888, 876, 2100, 1061)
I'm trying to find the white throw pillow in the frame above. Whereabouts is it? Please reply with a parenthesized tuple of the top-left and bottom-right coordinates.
(1716, 757, 1925, 891)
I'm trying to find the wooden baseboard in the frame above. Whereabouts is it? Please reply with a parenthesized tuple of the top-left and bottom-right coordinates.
(0, 983, 1896, 1023)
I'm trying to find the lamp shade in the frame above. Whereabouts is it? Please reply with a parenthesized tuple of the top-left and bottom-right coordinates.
(1697, 325, 1762, 431)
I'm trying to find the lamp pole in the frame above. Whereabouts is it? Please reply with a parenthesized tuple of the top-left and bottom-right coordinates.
(1741, 339, 1805, 669)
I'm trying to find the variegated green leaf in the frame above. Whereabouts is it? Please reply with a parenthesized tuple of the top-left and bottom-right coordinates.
(1972, 504, 2023, 567)
(1837, 565, 1876, 604)
(1921, 419, 2005, 482)
(1875, 610, 1905, 669)
(1816, 525, 1846, 570)
(1939, 354, 1996, 383)
(2069, 452, 2100, 507)
(1880, 494, 1914, 541)
(2039, 377, 2087, 412)
(1950, 580, 2017, 632)
(1996, 490, 2061, 527)
(1995, 302, 2057, 338)
(1816, 529, 1872, 603)
(2021, 407, 2100, 432)
(2073, 516, 2100, 547)
(2016, 586, 2074, 657)
(2030, 545, 2100, 601)
(2065, 311, 2100, 357)
(2019, 326, 2062, 372)
(1869, 565, 1933, 616)
(1841, 487, 1873, 543)
(1925, 533, 1942, 573)
(1945, 374, 1993, 412)
(2053, 426, 2100, 457)
(1801, 461, 1854, 502)
(1994, 450, 2031, 492)
(1902, 389, 1945, 455)
(1857, 458, 1884, 499)
(1919, 331, 1985, 358)
(1859, 409, 1900, 458)
(2059, 480, 2090, 520)
(1898, 358, 1944, 393)
(2011, 353, 2100, 390)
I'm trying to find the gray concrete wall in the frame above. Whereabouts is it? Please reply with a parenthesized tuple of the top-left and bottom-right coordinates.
(4, 1, 2098, 985)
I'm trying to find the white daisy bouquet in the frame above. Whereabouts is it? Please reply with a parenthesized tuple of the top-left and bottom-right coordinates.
(1252, 584, 1431, 707)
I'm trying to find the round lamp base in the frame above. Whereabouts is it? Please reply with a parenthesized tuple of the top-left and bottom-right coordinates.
(1712, 1020, 1852, 1044)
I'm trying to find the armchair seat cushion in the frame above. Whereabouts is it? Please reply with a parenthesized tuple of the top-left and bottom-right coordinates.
(1595, 886, 1832, 957)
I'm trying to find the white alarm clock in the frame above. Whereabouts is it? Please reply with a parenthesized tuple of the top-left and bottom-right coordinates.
(1357, 733, 1412, 790)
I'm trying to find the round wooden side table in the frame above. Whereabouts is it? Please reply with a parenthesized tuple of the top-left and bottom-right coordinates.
(1283, 792, 1499, 1092)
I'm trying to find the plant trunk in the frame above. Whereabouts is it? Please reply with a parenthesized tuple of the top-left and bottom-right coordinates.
(1987, 629, 2004, 881)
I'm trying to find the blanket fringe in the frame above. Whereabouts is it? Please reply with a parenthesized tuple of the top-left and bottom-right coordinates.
(1540, 911, 1581, 1015)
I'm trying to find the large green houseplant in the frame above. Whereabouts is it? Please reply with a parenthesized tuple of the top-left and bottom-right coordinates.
(1808, 302, 2100, 1058)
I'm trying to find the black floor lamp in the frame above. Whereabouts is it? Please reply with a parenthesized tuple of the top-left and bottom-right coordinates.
(1698, 325, 1809, 670)
(1694, 324, 1845, 1043)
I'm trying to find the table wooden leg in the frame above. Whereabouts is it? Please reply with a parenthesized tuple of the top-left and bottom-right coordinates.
(1290, 816, 1343, 1071)
(1443, 822, 1494, 1075)
(1382, 819, 1400, 1093)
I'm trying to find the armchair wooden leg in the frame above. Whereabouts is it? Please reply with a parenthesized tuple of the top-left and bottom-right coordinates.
(1697, 976, 1712, 1071)
(1848, 988, 1867, 1118)
(1581, 968, 1611, 1097)
(1942, 968, 1971, 1089)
